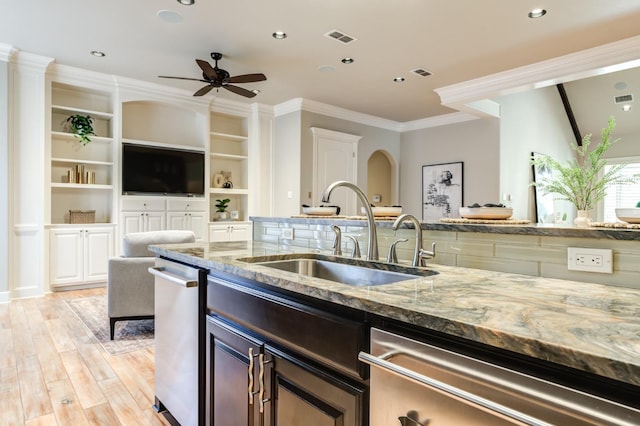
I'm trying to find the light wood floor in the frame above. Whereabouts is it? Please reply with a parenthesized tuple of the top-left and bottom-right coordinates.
(0, 287, 170, 426)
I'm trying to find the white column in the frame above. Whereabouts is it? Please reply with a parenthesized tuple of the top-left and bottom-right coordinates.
(8, 50, 54, 298)
(0, 44, 14, 302)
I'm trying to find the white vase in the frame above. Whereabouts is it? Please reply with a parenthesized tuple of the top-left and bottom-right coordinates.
(574, 210, 591, 227)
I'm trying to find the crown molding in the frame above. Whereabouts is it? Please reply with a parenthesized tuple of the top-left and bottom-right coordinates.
(435, 34, 640, 114)
(399, 112, 481, 132)
(48, 63, 116, 91)
(13, 50, 54, 71)
(210, 96, 252, 116)
(116, 75, 209, 111)
(0, 43, 17, 62)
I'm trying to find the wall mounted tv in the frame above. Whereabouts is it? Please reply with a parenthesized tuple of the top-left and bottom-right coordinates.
(122, 143, 205, 196)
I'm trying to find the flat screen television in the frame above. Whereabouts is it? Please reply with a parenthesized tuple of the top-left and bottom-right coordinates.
(122, 143, 205, 196)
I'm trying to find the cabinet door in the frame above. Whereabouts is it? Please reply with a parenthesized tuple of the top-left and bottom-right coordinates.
(145, 211, 165, 232)
(84, 227, 114, 282)
(228, 224, 249, 242)
(120, 211, 145, 234)
(49, 228, 83, 285)
(206, 316, 263, 426)
(189, 212, 206, 241)
(166, 211, 187, 231)
(264, 347, 366, 426)
(209, 225, 231, 242)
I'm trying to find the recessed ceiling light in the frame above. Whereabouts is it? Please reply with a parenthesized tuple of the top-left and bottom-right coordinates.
(157, 10, 183, 23)
(393, 77, 405, 83)
(528, 8, 547, 18)
(251, 89, 261, 95)
(622, 104, 632, 112)
(272, 31, 287, 39)
(318, 65, 336, 73)
(177, 0, 194, 4)
(90, 50, 105, 57)
(341, 58, 354, 64)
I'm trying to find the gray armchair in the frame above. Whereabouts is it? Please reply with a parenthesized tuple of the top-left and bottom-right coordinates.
(107, 230, 196, 340)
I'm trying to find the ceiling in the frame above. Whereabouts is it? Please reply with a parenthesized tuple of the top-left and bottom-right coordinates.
(2, 1, 640, 123)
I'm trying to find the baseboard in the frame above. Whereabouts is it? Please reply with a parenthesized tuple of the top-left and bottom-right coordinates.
(51, 281, 107, 292)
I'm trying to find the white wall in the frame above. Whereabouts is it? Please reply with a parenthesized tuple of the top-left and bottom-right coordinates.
(273, 111, 302, 216)
(0, 58, 8, 302)
(400, 118, 500, 219)
(496, 86, 576, 221)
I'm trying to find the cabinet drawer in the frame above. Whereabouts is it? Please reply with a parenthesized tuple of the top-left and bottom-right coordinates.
(166, 198, 206, 211)
(121, 197, 165, 211)
(207, 275, 368, 380)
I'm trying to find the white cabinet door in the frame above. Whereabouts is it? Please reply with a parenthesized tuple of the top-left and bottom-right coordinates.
(50, 228, 83, 285)
(146, 211, 166, 232)
(121, 211, 166, 234)
(50, 226, 114, 286)
(189, 212, 206, 241)
(209, 225, 231, 242)
(167, 212, 188, 231)
(84, 227, 114, 281)
(168, 211, 206, 241)
(209, 222, 250, 242)
(228, 224, 249, 241)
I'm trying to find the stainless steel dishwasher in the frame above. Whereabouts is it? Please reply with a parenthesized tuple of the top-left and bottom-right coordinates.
(360, 328, 640, 426)
(149, 258, 207, 426)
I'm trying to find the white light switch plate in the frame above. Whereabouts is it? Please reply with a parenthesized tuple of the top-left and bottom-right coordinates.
(567, 247, 612, 274)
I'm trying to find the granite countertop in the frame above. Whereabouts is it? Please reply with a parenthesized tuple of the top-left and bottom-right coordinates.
(150, 240, 640, 387)
(251, 216, 640, 241)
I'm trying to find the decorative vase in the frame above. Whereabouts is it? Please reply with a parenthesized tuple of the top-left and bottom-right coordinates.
(574, 210, 591, 228)
(218, 211, 229, 220)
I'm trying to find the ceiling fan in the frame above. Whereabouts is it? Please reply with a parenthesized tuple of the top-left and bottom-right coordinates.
(159, 52, 266, 98)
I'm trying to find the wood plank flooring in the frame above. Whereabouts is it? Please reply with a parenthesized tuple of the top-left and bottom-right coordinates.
(0, 288, 170, 426)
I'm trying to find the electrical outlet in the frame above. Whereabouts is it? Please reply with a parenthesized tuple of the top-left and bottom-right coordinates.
(567, 247, 612, 273)
(281, 228, 294, 239)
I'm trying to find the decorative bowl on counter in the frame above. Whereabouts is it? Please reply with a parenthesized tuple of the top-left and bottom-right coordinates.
(302, 205, 340, 216)
(459, 206, 513, 219)
(361, 206, 402, 217)
(615, 208, 640, 224)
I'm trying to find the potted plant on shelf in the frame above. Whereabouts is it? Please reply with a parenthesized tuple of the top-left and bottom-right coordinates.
(531, 116, 640, 227)
(215, 198, 231, 220)
(65, 114, 95, 145)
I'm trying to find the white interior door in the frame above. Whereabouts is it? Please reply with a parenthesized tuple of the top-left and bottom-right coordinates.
(312, 128, 361, 216)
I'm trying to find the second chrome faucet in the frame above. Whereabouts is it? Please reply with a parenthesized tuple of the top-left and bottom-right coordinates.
(390, 214, 435, 267)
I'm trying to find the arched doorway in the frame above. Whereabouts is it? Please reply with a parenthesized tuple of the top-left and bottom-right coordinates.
(367, 150, 396, 206)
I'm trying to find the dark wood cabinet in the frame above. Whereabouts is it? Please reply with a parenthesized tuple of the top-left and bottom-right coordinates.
(205, 272, 368, 426)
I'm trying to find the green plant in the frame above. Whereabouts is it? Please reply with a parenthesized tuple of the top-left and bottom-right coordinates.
(215, 198, 231, 213)
(531, 116, 640, 211)
(65, 114, 95, 145)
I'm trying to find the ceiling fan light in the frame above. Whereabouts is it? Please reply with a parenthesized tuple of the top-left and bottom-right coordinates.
(528, 8, 547, 18)
(272, 31, 287, 40)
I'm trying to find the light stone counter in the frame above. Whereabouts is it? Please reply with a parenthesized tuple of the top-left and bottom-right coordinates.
(150, 240, 640, 388)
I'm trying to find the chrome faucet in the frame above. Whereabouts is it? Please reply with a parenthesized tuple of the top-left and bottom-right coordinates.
(321, 181, 379, 261)
(391, 214, 436, 267)
(344, 235, 361, 258)
(331, 225, 342, 256)
(386, 238, 408, 264)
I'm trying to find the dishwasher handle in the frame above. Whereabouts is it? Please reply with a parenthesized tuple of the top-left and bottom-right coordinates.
(359, 351, 553, 426)
(148, 267, 198, 288)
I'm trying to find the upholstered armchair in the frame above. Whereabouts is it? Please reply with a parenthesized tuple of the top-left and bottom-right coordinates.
(107, 230, 196, 340)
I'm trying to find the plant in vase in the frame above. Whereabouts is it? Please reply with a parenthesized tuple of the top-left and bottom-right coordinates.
(215, 198, 231, 220)
(531, 116, 640, 227)
(65, 114, 95, 145)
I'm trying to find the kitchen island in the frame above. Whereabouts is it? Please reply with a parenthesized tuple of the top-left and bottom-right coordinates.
(150, 240, 640, 424)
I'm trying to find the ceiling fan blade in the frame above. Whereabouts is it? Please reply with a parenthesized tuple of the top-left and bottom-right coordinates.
(158, 75, 209, 83)
(222, 84, 257, 98)
(193, 85, 214, 96)
(225, 73, 267, 84)
(196, 59, 218, 81)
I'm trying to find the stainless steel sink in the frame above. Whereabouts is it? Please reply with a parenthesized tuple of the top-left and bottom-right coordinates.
(240, 254, 437, 287)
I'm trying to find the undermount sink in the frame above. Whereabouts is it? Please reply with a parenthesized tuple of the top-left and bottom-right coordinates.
(239, 254, 437, 287)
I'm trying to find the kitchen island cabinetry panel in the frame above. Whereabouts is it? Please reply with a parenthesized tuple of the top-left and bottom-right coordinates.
(206, 273, 367, 425)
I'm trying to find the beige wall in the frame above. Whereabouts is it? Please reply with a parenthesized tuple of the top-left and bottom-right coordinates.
(367, 151, 392, 206)
(400, 119, 500, 220)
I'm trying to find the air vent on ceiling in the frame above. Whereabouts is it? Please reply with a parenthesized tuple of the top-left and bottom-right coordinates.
(614, 94, 634, 104)
(412, 68, 432, 77)
(324, 29, 357, 44)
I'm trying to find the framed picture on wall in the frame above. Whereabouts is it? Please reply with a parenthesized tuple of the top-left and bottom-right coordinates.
(422, 161, 463, 221)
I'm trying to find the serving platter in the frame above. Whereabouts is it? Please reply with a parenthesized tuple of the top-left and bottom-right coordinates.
(302, 206, 339, 216)
(615, 208, 640, 224)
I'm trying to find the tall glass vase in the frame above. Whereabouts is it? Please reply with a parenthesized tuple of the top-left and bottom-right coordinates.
(574, 210, 591, 227)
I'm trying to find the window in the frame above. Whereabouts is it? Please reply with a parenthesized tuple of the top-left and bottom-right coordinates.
(602, 157, 640, 222)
